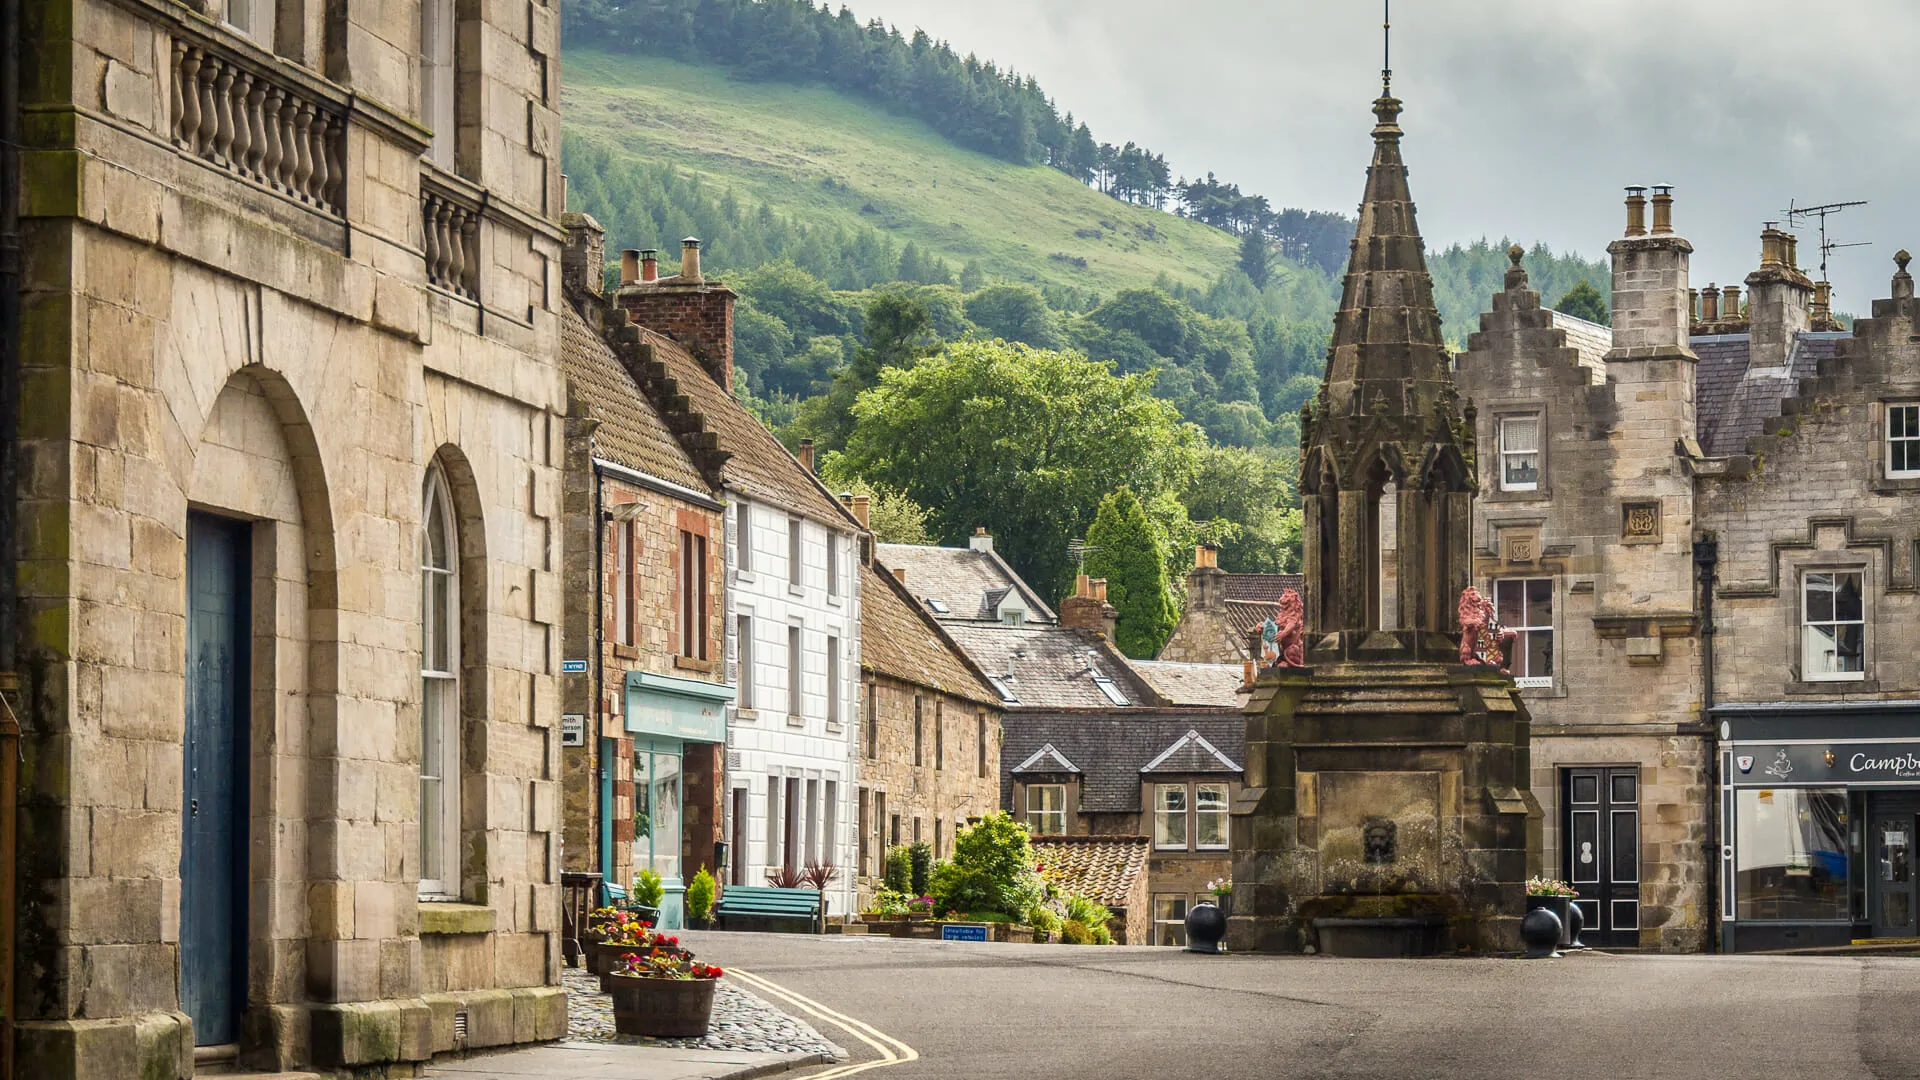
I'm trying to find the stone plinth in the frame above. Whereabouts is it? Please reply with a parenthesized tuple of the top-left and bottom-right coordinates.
(1227, 630, 1541, 955)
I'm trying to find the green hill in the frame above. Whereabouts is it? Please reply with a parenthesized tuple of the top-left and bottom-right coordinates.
(561, 50, 1242, 294)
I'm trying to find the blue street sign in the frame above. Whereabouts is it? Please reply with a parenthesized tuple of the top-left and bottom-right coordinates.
(562, 659, 588, 674)
(940, 923, 988, 942)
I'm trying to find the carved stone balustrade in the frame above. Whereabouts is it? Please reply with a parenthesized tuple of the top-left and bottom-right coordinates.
(167, 29, 346, 216)
(421, 173, 482, 299)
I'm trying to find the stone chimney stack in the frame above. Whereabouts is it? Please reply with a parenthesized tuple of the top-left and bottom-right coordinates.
(1185, 542, 1227, 613)
(561, 212, 607, 298)
(853, 495, 871, 530)
(1606, 184, 1696, 362)
(968, 527, 994, 554)
(1059, 574, 1118, 641)
(1745, 224, 1815, 370)
(619, 247, 639, 287)
(797, 439, 815, 473)
(615, 236, 737, 392)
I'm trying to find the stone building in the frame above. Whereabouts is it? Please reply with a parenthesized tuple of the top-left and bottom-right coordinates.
(1002, 710, 1244, 945)
(852, 555, 1003, 905)
(1029, 835, 1151, 945)
(13, 0, 568, 1073)
(877, 533, 1054, 627)
(606, 246, 867, 919)
(1156, 545, 1304, 665)
(1453, 185, 1920, 950)
(557, 217, 730, 928)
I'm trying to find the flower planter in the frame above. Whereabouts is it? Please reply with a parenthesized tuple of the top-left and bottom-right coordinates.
(592, 940, 688, 987)
(1524, 895, 1573, 948)
(605, 972, 718, 1038)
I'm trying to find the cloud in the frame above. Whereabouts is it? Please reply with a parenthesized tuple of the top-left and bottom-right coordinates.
(850, 0, 1918, 310)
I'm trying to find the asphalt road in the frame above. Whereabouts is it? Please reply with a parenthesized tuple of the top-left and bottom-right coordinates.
(676, 930, 1920, 1080)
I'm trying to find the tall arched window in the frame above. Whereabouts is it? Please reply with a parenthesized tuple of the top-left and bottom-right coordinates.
(420, 466, 461, 897)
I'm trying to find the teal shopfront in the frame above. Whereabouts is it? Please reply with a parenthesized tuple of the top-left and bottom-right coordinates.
(612, 671, 732, 929)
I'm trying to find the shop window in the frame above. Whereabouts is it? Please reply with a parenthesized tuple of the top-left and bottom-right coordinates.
(1497, 415, 1540, 492)
(1026, 784, 1066, 836)
(419, 465, 461, 898)
(1196, 783, 1229, 850)
(1494, 578, 1554, 688)
(824, 780, 839, 868)
(632, 745, 683, 883)
(1802, 571, 1865, 681)
(1889, 404, 1920, 479)
(1154, 784, 1188, 849)
(1153, 895, 1188, 947)
(419, 0, 456, 168)
(784, 777, 802, 872)
(1734, 788, 1848, 921)
(678, 531, 708, 660)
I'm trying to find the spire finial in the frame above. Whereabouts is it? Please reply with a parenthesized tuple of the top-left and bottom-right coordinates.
(1382, 0, 1392, 96)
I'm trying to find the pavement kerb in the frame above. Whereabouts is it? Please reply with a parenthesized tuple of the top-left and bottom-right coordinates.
(709, 1049, 840, 1080)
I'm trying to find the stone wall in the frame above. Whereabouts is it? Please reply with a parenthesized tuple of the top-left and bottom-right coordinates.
(16, 0, 568, 1073)
(853, 673, 1000, 895)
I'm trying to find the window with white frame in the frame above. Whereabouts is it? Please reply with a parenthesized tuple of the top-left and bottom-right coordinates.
(1889, 404, 1920, 478)
(736, 615, 754, 709)
(827, 532, 841, 597)
(419, 466, 461, 898)
(736, 499, 753, 573)
(1026, 784, 1066, 836)
(787, 626, 804, 718)
(228, 0, 277, 44)
(1499, 415, 1541, 492)
(419, 0, 455, 168)
(1153, 895, 1189, 947)
(788, 515, 803, 589)
(1803, 571, 1865, 680)
(826, 636, 840, 725)
(1154, 784, 1188, 849)
(1196, 783, 1229, 850)
(1494, 578, 1554, 688)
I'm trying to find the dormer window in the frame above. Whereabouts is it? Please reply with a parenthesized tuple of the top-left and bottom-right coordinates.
(1888, 404, 1920, 479)
(1001, 609, 1025, 626)
(1499, 416, 1541, 492)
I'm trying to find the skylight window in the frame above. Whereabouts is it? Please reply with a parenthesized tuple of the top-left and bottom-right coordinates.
(987, 675, 1021, 705)
(1090, 673, 1130, 707)
(927, 598, 951, 614)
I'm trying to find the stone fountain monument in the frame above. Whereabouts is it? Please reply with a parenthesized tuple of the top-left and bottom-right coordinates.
(1226, 72, 1541, 957)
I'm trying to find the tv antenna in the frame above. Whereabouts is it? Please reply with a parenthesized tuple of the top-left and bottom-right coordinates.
(1783, 199, 1870, 284)
(1066, 539, 1100, 575)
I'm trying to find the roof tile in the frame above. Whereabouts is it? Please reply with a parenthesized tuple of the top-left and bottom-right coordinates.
(861, 560, 1000, 707)
(560, 303, 714, 494)
(1030, 835, 1149, 910)
(1001, 709, 1244, 813)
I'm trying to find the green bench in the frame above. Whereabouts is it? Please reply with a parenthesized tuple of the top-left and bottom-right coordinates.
(714, 886, 825, 934)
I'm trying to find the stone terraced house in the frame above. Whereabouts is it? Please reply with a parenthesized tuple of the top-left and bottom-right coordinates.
(14, 0, 569, 1074)
(1156, 545, 1305, 666)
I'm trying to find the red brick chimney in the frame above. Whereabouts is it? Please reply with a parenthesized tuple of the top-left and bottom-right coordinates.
(615, 237, 736, 392)
(1059, 574, 1118, 642)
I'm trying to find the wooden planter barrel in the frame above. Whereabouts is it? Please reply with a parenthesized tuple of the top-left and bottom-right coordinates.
(605, 972, 719, 1038)
(595, 942, 691, 992)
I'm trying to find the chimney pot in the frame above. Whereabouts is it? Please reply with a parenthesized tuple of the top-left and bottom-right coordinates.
(797, 439, 815, 474)
(1689, 288, 1701, 323)
(1091, 578, 1108, 602)
(852, 495, 871, 530)
(1075, 573, 1093, 599)
(1702, 285, 1720, 322)
(1649, 184, 1674, 235)
(1723, 284, 1741, 317)
(1624, 186, 1648, 237)
(891, 567, 906, 584)
(640, 248, 659, 283)
(1784, 233, 1799, 271)
(968, 528, 994, 554)
(620, 248, 641, 287)
(681, 237, 703, 283)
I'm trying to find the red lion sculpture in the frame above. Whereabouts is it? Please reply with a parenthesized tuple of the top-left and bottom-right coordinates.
(1457, 586, 1515, 671)
(1258, 589, 1306, 668)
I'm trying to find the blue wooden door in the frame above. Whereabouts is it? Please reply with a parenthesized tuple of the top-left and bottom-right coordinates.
(182, 513, 250, 1047)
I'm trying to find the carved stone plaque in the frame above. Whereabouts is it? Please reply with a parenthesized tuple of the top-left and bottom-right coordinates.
(1622, 501, 1661, 542)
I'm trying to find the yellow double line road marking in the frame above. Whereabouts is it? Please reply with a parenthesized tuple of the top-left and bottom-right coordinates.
(728, 966, 919, 1078)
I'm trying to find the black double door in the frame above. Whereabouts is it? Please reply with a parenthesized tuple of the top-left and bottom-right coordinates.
(181, 513, 251, 1046)
(1869, 797, 1918, 939)
(1563, 767, 1641, 947)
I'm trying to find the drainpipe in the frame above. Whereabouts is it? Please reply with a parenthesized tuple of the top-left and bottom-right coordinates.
(593, 465, 610, 895)
(1693, 537, 1720, 953)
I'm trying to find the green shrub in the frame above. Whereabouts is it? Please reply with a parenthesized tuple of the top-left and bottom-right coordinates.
(864, 888, 912, 917)
(632, 868, 665, 910)
(908, 842, 933, 896)
(1063, 893, 1114, 944)
(1061, 919, 1094, 945)
(1027, 904, 1062, 934)
(884, 846, 912, 894)
(960, 910, 1016, 924)
(685, 866, 716, 921)
(928, 811, 1046, 917)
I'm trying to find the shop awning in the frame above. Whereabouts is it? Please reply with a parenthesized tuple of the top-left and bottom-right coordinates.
(624, 671, 734, 744)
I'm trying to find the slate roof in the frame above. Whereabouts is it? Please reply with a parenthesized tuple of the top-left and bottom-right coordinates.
(1000, 709, 1245, 813)
(1140, 729, 1243, 774)
(860, 559, 1000, 708)
(875, 543, 1057, 624)
(1695, 331, 1850, 457)
(560, 303, 714, 494)
(941, 623, 1161, 710)
(1219, 573, 1305, 604)
(1128, 661, 1246, 707)
(1029, 835, 1149, 911)
(632, 325, 857, 529)
(1549, 310, 1613, 381)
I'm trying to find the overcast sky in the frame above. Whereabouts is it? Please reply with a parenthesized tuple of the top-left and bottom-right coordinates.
(847, 0, 1917, 312)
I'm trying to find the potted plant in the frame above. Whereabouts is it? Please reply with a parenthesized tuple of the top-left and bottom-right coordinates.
(605, 950, 724, 1038)
(685, 866, 717, 931)
(1205, 878, 1234, 920)
(1524, 876, 1578, 948)
(582, 907, 645, 975)
(905, 894, 936, 921)
(630, 868, 666, 926)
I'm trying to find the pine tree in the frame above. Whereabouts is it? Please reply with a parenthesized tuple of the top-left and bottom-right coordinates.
(1553, 278, 1610, 326)
(1238, 230, 1272, 290)
(1083, 488, 1178, 659)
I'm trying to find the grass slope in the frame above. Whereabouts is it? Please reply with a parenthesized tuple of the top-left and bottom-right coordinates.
(562, 50, 1240, 293)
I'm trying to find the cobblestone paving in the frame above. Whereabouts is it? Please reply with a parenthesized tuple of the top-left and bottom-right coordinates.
(562, 967, 845, 1058)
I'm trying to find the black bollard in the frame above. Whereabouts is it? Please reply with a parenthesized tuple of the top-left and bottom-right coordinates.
(1520, 907, 1562, 959)
(1184, 900, 1227, 954)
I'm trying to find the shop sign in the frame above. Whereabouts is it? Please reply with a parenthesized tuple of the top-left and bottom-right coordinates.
(560, 714, 586, 747)
(1730, 740, 1920, 785)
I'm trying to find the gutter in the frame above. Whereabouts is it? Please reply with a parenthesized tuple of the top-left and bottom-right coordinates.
(1693, 537, 1719, 953)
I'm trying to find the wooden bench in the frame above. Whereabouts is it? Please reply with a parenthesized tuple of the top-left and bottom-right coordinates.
(714, 886, 825, 934)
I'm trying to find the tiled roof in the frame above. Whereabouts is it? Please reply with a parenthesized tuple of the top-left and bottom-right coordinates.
(1220, 573, 1305, 604)
(560, 302, 714, 494)
(1549, 310, 1612, 381)
(1695, 331, 1850, 456)
(1224, 600, 1280, 649)
(860, 560, 1000, 707)
(1128, 661, 1246, 707)
(941, 623, 1161, 710)
(1030, 835, 1149, 911)
(1001, 709, 1244, 813)
(875, 543, 1056, 624)
(633, 325, 857, 529)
